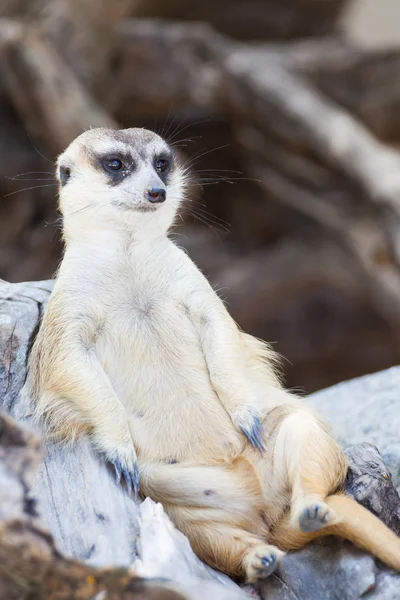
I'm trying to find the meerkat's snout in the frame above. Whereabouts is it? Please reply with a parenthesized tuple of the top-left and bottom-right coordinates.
(146, 187, 166, 203)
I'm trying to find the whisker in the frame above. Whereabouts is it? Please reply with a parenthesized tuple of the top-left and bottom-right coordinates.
(67, 204, 94, 217)
(67, 198, 111, 217)
(192, 168, 243, 175)
(189, 207, 231, 232)
(160, 106, 174, 139)
(182, 144, 230, 170)
(27, 132, 55, 165)
(45, 215, 64, 228)
(5, 177, 56, 182)
(188, 210, 228, 238)
(3, 183, 58, 197)
(166, 118, 210, 145)
(189, 174, 261, 186)
(159, 111, 185, 143)
(165, 114, 191, 144)
(7, 171, 54, 179)
(198, 182, 235, 187)
(170, 136, 203, 147)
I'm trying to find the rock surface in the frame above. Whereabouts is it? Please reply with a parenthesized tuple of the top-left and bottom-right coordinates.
(308, 367, 400, 493)
(1, 278, 400, 599)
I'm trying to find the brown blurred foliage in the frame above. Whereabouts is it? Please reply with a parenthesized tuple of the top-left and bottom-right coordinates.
(1, 0, 400, 392)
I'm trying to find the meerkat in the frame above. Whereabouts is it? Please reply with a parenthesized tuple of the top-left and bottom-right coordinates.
(28, 127, 400, 582)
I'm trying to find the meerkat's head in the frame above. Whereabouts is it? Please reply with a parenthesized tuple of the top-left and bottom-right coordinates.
(57, 127, 185, 240)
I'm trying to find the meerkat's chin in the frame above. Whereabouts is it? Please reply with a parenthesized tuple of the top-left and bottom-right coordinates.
(112, 201, 160, 213)
(133, 205, 159, 213)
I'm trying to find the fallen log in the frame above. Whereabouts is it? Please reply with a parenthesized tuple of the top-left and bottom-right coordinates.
(0, 412, 189, 600)
(1, 278, 400, 599)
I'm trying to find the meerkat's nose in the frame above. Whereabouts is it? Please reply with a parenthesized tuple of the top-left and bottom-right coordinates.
(146, 187, 166, 203)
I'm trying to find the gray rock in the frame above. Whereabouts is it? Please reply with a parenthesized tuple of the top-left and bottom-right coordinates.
(308, 367, 400, 492)
(345, 443, 400, 535)
(258, 442, 400, 600)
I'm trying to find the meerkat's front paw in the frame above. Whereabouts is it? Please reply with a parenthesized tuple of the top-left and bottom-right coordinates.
(111, 456, 140, 497)
(93, 433, 140, 497)
(232, 407, 266, 453)
(243, 544, 285, 582)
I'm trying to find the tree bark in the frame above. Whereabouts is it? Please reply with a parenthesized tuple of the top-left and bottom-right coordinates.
(1, 278, 400, 600)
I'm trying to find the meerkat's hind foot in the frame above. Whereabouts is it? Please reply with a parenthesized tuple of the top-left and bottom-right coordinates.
(110, 457, 140, 497)
(243, 544, 285, 583)
(291, 497, 340, 533)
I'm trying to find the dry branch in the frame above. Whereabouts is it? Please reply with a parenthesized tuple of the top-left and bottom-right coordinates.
(107, 20, 400, 326)
(0, 0, 136, 87)
(0, 18, 116, 154)
(275, 37, 400, 141)
(132, 0, 348, 41)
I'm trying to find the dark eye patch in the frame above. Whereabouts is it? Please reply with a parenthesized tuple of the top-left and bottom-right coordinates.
(96, 152, 135, 186)
(59, 165, 71, 187)
(154, 152, 174, 183)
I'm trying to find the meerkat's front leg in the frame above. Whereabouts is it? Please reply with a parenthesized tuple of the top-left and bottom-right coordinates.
(185, 290, 266, 452)
(33, 336, 140, 495)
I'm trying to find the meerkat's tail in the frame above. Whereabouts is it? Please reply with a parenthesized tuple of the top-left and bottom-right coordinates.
(273, 493, 400, 572)
(326, 494, 400, 571)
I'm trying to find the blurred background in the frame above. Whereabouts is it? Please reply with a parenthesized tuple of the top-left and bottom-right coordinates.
(1, 0, 400, 393)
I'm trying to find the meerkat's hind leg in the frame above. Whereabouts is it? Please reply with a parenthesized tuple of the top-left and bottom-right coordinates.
(154, 458, 285, 582)
(167, 507, 285, 583)
(273, 408, 346, 534)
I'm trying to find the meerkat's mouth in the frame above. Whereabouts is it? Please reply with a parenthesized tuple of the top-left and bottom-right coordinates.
(135, 205, 159, 213)
(112, 200, 159, 213)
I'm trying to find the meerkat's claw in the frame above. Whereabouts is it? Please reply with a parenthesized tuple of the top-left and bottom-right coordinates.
(112, 458, 140, 497)
(113, 458, 122, 483)
(239, 416, 266, 453)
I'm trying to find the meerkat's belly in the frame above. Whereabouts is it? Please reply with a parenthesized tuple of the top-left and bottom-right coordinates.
(96, 297, 244, 463)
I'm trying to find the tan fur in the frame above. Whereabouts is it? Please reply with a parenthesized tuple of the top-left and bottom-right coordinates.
(27, 128, 400, 581)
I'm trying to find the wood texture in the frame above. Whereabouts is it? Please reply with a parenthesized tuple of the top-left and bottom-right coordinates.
(1, 278, 400, 599)
(0, 19, 116, 154)
(0, 412, 189, 600)
(0, 278, 251, 599)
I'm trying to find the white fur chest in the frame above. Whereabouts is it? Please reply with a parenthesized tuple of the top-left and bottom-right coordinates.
(73, 237, 243, 463)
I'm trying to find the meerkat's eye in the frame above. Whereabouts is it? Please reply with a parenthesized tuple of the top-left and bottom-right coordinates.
(156, 158, 169, 173)
(104, 158, 123, 171)
(59, 165, 71, 186)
